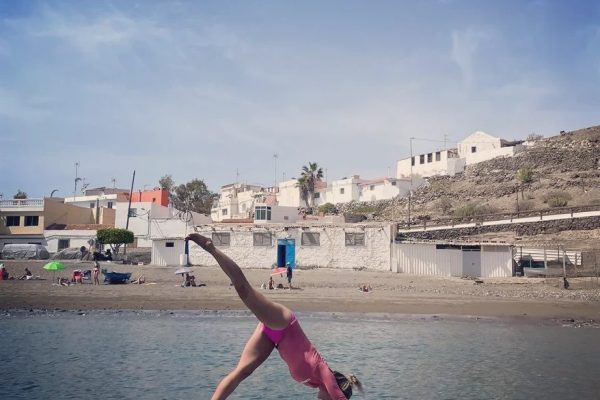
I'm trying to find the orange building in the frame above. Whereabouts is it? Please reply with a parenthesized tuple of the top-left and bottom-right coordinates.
(130, 189, 169, 206)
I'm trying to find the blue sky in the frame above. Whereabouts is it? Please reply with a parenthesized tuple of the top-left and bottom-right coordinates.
(1, 0, 599, 198)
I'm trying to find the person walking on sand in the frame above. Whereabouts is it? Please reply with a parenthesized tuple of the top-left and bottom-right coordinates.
(93, 262, 100, 285)
(186, 233, 362, 400)
(286, 262, 293, 289)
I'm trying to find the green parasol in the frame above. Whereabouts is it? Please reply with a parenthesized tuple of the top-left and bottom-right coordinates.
(43, 261, 65, 283)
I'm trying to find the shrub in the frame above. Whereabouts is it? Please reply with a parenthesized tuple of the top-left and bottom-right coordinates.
(543, 191, 572, 208)
(435, 197, 453, 215)
(318, 202, 336, 215)
(527, 133, 544, 141)
(516, 167, 535, 184)
(453, 203, 497, 219)
(515, 200, 534, 212)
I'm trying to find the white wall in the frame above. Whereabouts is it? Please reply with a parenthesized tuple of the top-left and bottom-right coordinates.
(393, 242, 513, 277)
(254, 205, 299, 224)
(64, 194, 119, 209)
(152, 239, 186, 267)
(462, 145, 522, 165)
(152, 224, 393, 270)
(277, 179, 303, 208)
(44, 230, 96, 253)
(357, 179, 410, 202)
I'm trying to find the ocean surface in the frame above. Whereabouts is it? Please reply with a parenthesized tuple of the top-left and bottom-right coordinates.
(0, 311, 598, 400)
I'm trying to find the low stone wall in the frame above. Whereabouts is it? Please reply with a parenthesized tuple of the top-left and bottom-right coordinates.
(400, 216, 600, 241)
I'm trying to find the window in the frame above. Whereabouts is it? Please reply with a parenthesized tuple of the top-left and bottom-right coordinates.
(345, 232, 365, 246)
(411, 156, 415, 166)
(370, 185, 375, 191)
(253, 233, 272, 246)
(58, 239, 70, 251)
(6, 216, 20, 227)
(471, 146, 477, 153)
(89, 202, 95, 208)
(25, 216, 39, 226)
(301, 232, 320, 246)
(340, 188, 345, 195)
(107, 202, 113, 209)
(284, 216, 289, 220)
(255, 206, 272, 221)
(128, 208, 137, 217)
(212, 232, 231, 246)
(427, 153, 432, 163)
(419, 155, 425, 164)
(222, 209, 228, 216)
(165, 242, 174, 248)
(435, 151, 441, 161)
(391, 181, 397, 186)
(314, 192, 320, 198)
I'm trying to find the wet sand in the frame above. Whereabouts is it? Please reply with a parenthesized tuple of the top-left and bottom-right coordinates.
(1, 260, 599, 320)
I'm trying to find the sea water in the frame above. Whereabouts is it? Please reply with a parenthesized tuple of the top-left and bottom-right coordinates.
(0, 311, 598, 400)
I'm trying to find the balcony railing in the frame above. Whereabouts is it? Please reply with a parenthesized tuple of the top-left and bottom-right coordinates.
(0, 199, 44, 208)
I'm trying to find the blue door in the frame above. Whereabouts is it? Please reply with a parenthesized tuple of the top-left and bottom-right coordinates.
(277, 239, 296, 268)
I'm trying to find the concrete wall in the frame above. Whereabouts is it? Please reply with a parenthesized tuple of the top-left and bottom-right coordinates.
(44, 200, 95, 227)
(277, 179, 303, 208)
(152, 224, 393, 270)
(152, 239, 187, 267)
(254, 205, 299, 224)
(358, 179, 410, 202)
(64, 193, 123, 209)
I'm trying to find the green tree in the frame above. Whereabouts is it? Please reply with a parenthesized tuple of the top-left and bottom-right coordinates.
(158, 174, 176, 204)
(516, 167, 535, 200)
(318, 202, 336, 215)
(296, 162, 324, 212)
(172, 179, 217, 215)
(13, 190, 27, 199)
(97, 228, 134, 254)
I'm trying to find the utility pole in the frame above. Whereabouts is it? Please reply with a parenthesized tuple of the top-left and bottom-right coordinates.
(124, 170, 136, 258)
(443, 134, 448, 151)
(273, 153, 279, 188)
(408, 137, 415, 226)
(73, 162, 80, 200)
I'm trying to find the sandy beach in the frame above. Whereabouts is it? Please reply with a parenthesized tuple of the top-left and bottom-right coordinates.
(1, 260, 599, 321)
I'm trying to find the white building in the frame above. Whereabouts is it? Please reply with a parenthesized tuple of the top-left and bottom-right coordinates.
(253, 203, 299, 224)
(396, 131, 524, 179)
(278, 176, 407, 208)
(397, 149, 465, 179)
(151, 223, 394, 270)
(458, 131, 524, 165)
(211, 183, 277, 222)
(115, 202, 211, 247)
(392, 242, 514, 278)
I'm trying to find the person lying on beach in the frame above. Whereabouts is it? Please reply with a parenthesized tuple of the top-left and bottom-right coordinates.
(186, 233, 362, 400)
(132, 275, 146, 284)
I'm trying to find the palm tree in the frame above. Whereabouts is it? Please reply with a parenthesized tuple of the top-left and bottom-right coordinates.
(297, 162, 324, 212)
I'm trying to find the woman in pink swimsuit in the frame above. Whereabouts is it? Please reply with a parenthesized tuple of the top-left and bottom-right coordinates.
(186, 233, 362, 400)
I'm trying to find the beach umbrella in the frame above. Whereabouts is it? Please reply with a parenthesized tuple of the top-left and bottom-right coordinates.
(43, 261, 65, 283)
(174, 267, 192, 275)
(270, 267, 287, 276)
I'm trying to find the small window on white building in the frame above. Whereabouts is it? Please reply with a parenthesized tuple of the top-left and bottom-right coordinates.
(391, 181, 397, 186)
(165, 242, 174, 248)
(90, 202, 95, 208)
(427, 153, 432, 163)
(370, 185, 375, 191)
(314, 192, 320, 198)
(107, 202, 113, 209)
(471, 146, 477, 153)
(253, 233, 272, 246)
(222, 209, 228, 216)
(255, 206, 272, 220)
(128, 208, 137, 217)
(212, 232, 231, 247)
(345, 232, 365, 246)
(58, 239, 70, 251)
(435, 151, 441, 161)
(419, 155, 425, 164)
(301, 232, 320, 246)
(340, 188, 345, 195)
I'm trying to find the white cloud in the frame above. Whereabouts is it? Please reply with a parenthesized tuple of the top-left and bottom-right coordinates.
(451, 28, 490, 88)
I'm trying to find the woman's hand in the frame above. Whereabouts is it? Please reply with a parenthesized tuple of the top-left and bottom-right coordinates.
(186, 233, 216, 253)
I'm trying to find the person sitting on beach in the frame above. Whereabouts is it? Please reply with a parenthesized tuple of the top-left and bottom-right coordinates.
(132, 275, 146, 284)
(358, 284, 372, 293)
(268, 276, 275, 290)
(19, 268, 33, 280)
(186, 233, 362, 400)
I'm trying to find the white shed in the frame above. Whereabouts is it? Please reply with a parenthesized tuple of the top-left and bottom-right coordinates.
(392, 242, 514, 278)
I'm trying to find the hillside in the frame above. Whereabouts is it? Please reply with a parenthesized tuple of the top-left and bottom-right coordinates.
(341, 125, 600, 227)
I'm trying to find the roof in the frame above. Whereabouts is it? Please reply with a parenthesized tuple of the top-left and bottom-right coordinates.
(45, 223, 113, 230)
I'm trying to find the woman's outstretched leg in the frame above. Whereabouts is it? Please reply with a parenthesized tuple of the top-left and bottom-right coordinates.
(186, 234, 292, 329)
(211, 325, 275, 400)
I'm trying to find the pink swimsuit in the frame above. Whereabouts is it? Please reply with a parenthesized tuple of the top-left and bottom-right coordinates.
(260, 315, 348, 400)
